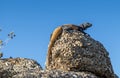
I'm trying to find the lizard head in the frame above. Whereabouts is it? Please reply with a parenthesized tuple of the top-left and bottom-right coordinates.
(80, 22, 92, 30)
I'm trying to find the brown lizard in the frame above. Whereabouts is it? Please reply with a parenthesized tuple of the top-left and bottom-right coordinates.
(46, 22, 92, 68)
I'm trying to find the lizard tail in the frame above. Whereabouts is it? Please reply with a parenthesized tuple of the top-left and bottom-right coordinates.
(46, 26, 63, 68)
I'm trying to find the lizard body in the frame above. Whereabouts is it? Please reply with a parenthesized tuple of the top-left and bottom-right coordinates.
(46, 22, 92, 68)
(46, 26, 63, 67)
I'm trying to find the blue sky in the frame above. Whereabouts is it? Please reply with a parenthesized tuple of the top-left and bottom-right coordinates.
(0, 0, 120, 77)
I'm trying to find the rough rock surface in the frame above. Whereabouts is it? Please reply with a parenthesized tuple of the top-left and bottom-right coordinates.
(0, 58, 42, 78)
(46, 30, 116, 78)
(0, 27, 118, 78)
(0, 58, 101, 78)
(13, 69, 100, 78)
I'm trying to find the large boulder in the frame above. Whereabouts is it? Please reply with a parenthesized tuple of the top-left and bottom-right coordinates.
(46, 29, 116, 78)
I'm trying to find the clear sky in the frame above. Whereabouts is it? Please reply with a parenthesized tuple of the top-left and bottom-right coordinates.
(0, 0, 120, 77)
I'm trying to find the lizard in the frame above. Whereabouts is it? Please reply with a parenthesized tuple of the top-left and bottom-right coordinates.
(46, 26, 63, 68)
(46, 22, 92, 68)
(62, 22, 92, 34)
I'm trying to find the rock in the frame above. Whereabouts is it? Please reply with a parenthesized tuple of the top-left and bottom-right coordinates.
(13, 69, 100, 78)
(42, 70, 101, 78)
(0, 58, 42, 78)
(46, 30, 116, 78)
(0, 24, 118, 78)
(0, 58, 101, 78)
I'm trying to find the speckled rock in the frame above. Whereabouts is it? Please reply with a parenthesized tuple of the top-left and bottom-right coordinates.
(0, 58, 102, 78)
(41, 70, 101, 78)
(0, 26, 118, 78)
(46, 30, 116, 78)
(13, 69, 100, 78)
(0, 58, 42, 78)
(0, 57, 117, 78)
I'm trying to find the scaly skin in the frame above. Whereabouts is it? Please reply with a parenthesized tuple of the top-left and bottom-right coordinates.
(62, 24, 80, 31)
(79, 22, 92, 30)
